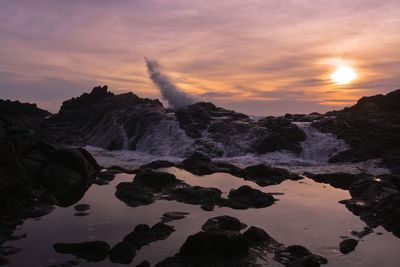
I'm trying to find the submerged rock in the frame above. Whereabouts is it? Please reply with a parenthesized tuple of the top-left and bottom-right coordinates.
(53, 241, 110, 262)
(202, 216, 247, 233)
(339, 239, 358, 254)
(161, 212, 189, 223)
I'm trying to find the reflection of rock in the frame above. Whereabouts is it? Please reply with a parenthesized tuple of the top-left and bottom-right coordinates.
(53, 241, 110, 262)
(74, 204, 90, 212)
(339, 239, 358, 254)
(305, 172, 368, 190)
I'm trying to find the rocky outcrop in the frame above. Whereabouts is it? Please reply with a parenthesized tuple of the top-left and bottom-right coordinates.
(53, 241, 110, 262)
(0, 99, 50, 127)
(42, 86, 306, 157)
(156, 216, 327, 266)
(313, 89, 400, 172)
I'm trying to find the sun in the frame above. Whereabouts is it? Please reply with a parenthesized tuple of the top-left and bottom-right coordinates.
(330, 66, 357, 85)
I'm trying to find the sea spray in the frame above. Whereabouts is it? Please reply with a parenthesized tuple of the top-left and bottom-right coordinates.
(145, 57, 196, 109)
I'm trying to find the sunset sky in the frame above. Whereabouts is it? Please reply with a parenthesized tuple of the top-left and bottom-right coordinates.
(1, 0, 399, 115)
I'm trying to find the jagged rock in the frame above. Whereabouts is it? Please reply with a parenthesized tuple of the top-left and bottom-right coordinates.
(238, 164, 301, 186)
(53, 241, 110, 262)
(243, 226, 274, 245)
(161, 212, 189, 223)
(202, 216, 247, 232)
(226, 186, 276, 209)
(305, 172, 368, 190)
(134, 169, 180, 190)
(139, 160, 175, 170)
(313, 89, 400, 171)
(109, 241, 137, 264)
(115, 182, 155, 207)
(339, 239, 358, 254)
(274, 245, 328, 266)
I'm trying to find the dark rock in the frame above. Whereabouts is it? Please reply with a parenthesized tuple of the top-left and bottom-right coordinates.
(53, 241, 110, 262)
(275, 245, 328, 266)
(134, 169, 180, 190)
(115, 182, 155, 207)
(0, 246, 21, 256)
(351, 227, 373, 239)
(169, 186, 223, 206)
(179, 231, 250, 266)
(109, 241, 137, 264)
(74, 204, 90, 212)
(200, 204, 215, 211)
(123, 223, 175, 249)
(227, 186, 276, 209)
(151, 223, 175, 240)
(202, 216, 247, 232)
(243, 226, 274, 245)
(339, 239, 358, 254)
(239, 164, 301, 186)
(98, 171, 116, 181)
(0, 255, 9, 265)
(161, 212, 189, 223)
(136, 260, 151, 267)
(0, 99, 50, 118)
(139, 160, 175, 170)
(305, 172, 367, 190)
(74, 212, 89, 217)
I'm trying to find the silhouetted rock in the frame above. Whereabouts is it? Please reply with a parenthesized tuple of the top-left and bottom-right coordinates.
(202, 216, 247, 232)
(136, 260, 151, 267)
(243, 226, 274, 245)
(115, 182, 155, 207)
(275, 245, 328, 266)
(305, 172, 367, 190)
(161, 212, 189, 223)
(109, 241, 137, 264)
(238, 164, 301, 186)
(313, 89, 400, 172)
(339, 239, 358, 254)
(73, 204, 90, 212)
(53, 241, 110, 262)
(139, 160, 175, 170)
(226, 186, 276, 209)
(169, 186, 223, 206)
(134, 169, 180, 190)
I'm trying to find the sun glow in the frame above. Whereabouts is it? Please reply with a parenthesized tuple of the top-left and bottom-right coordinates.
(330, 66, 357, 85)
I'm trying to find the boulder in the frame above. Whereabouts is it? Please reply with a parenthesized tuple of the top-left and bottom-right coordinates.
(202, 216, 247, 233)
(53, 241, 110, 262)
(226, 186, 276, 209)
(339, 239, 358, 254)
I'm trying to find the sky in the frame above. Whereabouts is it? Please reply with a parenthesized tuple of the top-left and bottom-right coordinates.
(0, 0, 399, 115)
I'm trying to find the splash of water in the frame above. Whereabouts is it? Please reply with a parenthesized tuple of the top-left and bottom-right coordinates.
(145, 57, 196, 109)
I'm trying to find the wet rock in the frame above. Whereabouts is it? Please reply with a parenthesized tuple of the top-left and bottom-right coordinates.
(179, 231, 250, 266)
(74, 212, 89, 217)
(305, 172, 367, 190)
(169, 186, 223, 206)
(351, 227, 373, 239)
(200, 204, 215, 211)
(92, 179, 109, 185)
(243, 226, 274, 245)
(226, 186, 276, 209)
(98, 170, 116, 181)
(123, 223, 175, 249)
(53, 241, 110, 262)
(0, 246, 21, 256)
(134, 169, 180, 190)
(74, 204, 90, 212)
(275, 245, 328, 266)
(202, 216, 247, 232)
(161, 212, 189, 223)
(139, 160, 175, 170)
(19, 203, 54, 219)
(179, 152, 216, 175)
(238, 164, 301, 186)
(115, 182, 155, 207)
(109, 241, 137, 264)
(339, 239, 358, 254)
(136, 260, 151, 267)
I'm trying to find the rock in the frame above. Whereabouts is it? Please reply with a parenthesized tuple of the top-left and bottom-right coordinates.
(169, 186, 223, 206)
(109, 241, 137, 264)
(339, 239, 358, 254)
(53, 241, 110, 262)
(0, 255, 9, 265)
(305, 172, 367, 190)
(134, 169, 180, 190)
(275, 245, 328, 266)
(179, 231, 250, 266)
(0, 246, 21, 256)
(351, 227, 373, 239)
(161, 212, 189, 223)
(97, 170, 116, 181)
(179, 152, 215, 175)
(139, 160, 175, 170)
(74, 204, 90, 212)
(202, 216, 247, 232)
(227, 186, 276, 209)
(239, 164, 301, 186)
(136, 260, 151, 267)
(115, 182, 155, 207)
(123, 223, 175, 249)
(243, 226, 274, 245)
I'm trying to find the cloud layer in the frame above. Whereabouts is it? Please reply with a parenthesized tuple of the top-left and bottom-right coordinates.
(0, 0, 399, 114)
